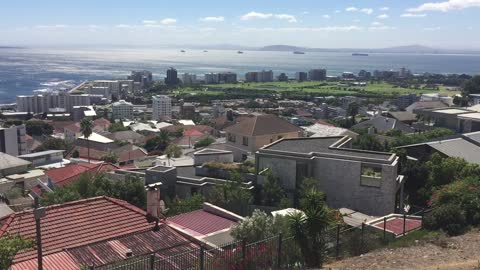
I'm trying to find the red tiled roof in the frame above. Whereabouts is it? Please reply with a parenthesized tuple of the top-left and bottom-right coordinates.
(45, 163, 118, 187)
(64, 122, 81, 133)
(72, 145, 148, 164)
(167, 209, 237, 237)
(0, 197, 154, 265)
(224, 114, 302, 137)
(67, 226, 199, 267)
(11, 252, 80, 270)
(184, 128, 205, 136)
(372, 217, 422, 236)
(93, 118, 111, 130)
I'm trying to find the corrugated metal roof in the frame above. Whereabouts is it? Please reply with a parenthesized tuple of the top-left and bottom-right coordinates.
(167, 209, 237, 237)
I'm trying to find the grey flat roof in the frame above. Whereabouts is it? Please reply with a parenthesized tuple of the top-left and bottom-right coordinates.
(264, 137, 394, 161)
(18, 150, 64, 158)
(176, 166, 203, 179)
(429, 138, 480, 165)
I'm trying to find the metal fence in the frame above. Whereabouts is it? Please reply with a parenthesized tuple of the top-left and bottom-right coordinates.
(92, 235, 303, 270)
(92, 209, 427, 270)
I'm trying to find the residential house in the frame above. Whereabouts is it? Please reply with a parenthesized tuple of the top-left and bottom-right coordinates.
(256, 136, 404, 216)
(167, 202, 244, 246)
(352, 115, 415, 134)
(0, 152, 46, 194)
(18, 150, 66, 168)
(224, 114, 303, 161)
(106, 130, 146, 144)
(0, 196, 200, 270)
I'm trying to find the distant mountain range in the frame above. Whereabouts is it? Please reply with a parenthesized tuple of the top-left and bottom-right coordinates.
(257, 44, 479, 54)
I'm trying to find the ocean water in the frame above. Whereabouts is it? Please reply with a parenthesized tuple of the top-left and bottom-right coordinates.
(1, 47, 480, 103)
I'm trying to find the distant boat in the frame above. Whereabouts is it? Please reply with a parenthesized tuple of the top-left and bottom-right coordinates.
(237, 51, 244, 54)
(181, 50, 186, 53)
(203, 50, 208, 52)
(352, 53, 369, 56)
(293, 51, 305, 55)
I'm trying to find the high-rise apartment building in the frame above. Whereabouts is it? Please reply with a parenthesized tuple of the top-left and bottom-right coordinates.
(308, 69, 327, 81)
(112, 100, 134, 120)
(152, 95, 172, 120)
(165, 68, 179, 85)
(0, 125, 27, 156)
(295, 72, 308, 82)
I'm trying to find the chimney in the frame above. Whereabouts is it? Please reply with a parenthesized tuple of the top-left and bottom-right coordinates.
(146, 182, 162, 218)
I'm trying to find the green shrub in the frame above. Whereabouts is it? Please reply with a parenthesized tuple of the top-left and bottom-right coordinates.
(424, 204, 467, 236)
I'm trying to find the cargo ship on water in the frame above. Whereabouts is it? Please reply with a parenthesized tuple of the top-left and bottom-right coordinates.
(352, 53, 369, 56)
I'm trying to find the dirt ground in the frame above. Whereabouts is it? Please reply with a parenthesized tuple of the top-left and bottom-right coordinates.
(323, 229, 480, 270)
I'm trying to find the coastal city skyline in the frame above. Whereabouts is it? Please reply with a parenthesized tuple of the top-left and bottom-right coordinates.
(1, 0, 480, 48)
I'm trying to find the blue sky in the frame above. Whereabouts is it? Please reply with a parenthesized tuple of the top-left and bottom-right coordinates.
(0, 0, 479, 48)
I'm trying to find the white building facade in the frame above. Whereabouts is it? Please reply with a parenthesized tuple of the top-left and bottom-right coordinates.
(152, 95, 172, 120)
(112, 100, 134, 120)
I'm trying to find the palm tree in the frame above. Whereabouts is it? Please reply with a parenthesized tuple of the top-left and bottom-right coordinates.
(288, 189, 332, 268)
(157, 129, 171, 151)
(347, 102, 359, 126)
(80, 119, 93, 163)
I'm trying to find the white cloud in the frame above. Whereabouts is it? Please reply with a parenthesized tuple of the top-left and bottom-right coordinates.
(380, 7, 390, 11)
(274, 14, 297, 23)
(200, 16, 225, 22)
(240, 25, 363, 32)
(142, 20, 157, 24)
(377, 14, 389, 19)
(35, 24, 68, 29)
(368, 25, 397, 31)
(241, 11, 273, 20)
(371, 21, 383, 26)
(199, 27, 216, 32)
(240, 12, 297, 22)
(408, 0, 480, 12)
(360, 8, 374, 14)
(322, 14, 331, 19)
(346, 7, 374, 14)
(423, 26, 441, 31)
(302, 11, 309, 15)
(401, 13, 428, 17)
(115, 24, 133, 28)
(160, 18, 177, 25)
(335, 10, 341, 13)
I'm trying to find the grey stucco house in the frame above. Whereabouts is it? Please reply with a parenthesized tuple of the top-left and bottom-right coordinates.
(255, 136, 405, 216)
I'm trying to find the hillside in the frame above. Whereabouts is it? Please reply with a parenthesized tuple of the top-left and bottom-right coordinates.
(324, 229, 480, 270)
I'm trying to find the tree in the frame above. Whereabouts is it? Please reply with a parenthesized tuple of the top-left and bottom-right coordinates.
(231, 209, 289, 242)
(108, 122, 129, 132)
(80, 119, 93, 163)
(25, 121, 54, 136)
(101, 153, 119, 164)
(41, 173, 147, 209)
(288, 189, 333, 268)
(165, 144, 182, 165)
(211, 172, 252, 205)
(0, 234, 34, 269)
(166, 194, 205, 217)
(34, 137, 72, 153)
(144, 130, 171, 152)
(72, 149, 80, 158)
(194, 136, 215, 149)
(347, 102, 359, 125)
(352, 133, 384, 151)
(262, 169, 286, 207)
(462, 75, 480, 96)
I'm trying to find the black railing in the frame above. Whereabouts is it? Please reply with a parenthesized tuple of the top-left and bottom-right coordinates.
(91, 209, 427, 270)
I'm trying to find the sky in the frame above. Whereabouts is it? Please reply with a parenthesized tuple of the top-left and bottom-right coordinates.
(0, 0, 479, 49)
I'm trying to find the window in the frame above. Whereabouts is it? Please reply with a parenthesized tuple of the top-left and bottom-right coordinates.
(361, 166, 382, 178)
(242, 136, 249, 146)
(227, 133, 236, 143)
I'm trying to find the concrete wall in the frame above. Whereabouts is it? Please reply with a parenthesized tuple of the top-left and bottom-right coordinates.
(257, 156, 298, 190)
(194, 152, 233, 166)
(312, 157, 398, 216)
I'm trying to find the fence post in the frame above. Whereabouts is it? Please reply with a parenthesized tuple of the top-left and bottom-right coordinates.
(277, 233, 283, 268)
(383, 217, 387, 242)
(242, 238, 247, 265)
(149, 253, 155, 270)
(403, 213, 407, 236)
(335, 224, 340, 258)
(361, 223, 365, 254)
(421, 209, 425, 229)
(200, 244, 205, 270)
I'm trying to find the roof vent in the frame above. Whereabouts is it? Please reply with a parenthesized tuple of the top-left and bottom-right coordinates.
(125, 249, 133, 257)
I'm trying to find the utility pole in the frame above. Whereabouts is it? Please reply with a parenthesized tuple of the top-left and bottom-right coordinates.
(34, 197, 46, 270)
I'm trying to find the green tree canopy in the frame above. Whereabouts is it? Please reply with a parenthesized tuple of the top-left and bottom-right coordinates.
(210, 172, 252, 205)
(26, 121, 54, 136)
(262, 169, 287, 207)
(0, 234, 34, 270)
